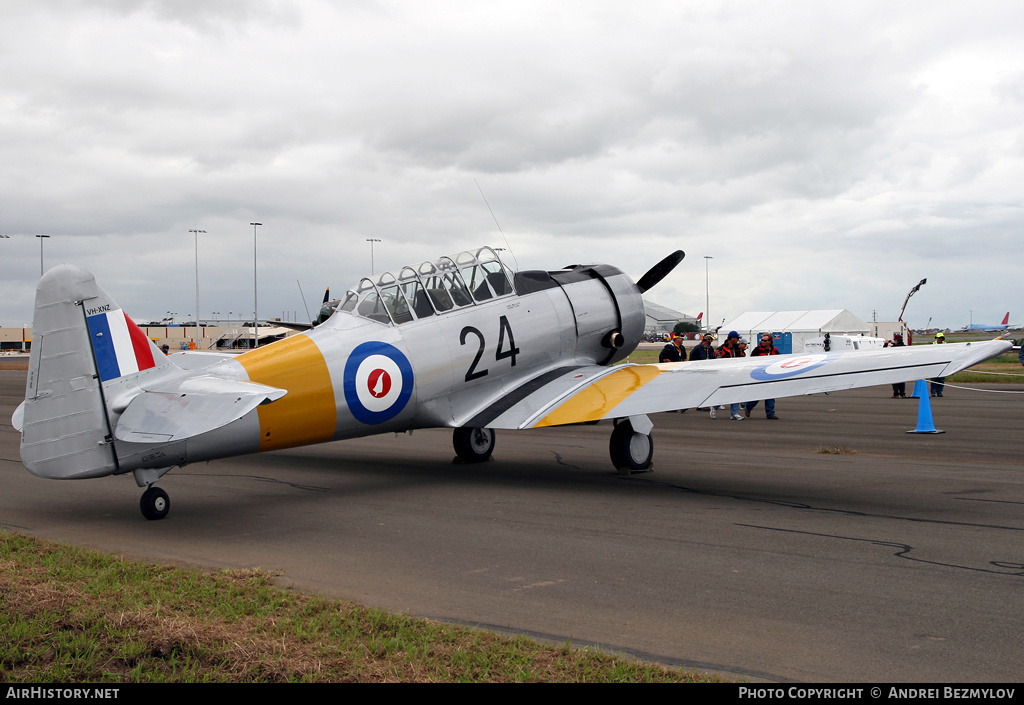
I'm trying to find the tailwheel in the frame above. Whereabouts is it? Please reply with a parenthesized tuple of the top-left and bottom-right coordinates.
(140, 485, 170, 521)
(453, 427, 496, 463)
(609, 420, 654, 474)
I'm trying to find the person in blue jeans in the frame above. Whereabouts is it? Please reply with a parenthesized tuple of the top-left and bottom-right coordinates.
(715, 331, 744, 420)
(744, 333, 780, 419)
(728, 337, 749, 420)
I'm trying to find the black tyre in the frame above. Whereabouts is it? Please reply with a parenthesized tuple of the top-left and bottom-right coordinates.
(140, 485, 170, 521)
(453, 427, 496, 463)
(609, 420, 654, 472)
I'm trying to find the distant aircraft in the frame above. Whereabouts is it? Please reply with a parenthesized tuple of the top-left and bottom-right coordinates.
(963, 313, 1011, 332)
(11, 247, 1009, 520)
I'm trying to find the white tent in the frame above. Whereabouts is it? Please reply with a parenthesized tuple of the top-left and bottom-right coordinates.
(719, 310, 870, 353)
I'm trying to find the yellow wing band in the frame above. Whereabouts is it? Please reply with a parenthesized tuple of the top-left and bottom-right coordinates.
(535, 365, 663, 427)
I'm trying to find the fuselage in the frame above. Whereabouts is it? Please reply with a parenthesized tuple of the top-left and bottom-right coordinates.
(112, 247, 646, 473)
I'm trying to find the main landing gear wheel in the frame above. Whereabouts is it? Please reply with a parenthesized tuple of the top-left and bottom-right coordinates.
(609, 420, 654, 474)
(453, 427, 496, 463)
(140, 485, 170, 521)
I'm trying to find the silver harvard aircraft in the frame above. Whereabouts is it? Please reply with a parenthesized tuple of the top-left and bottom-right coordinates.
(11, 246, 1009, 520)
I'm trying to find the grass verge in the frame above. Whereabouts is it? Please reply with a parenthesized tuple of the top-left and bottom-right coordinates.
(0, 530, 721, 683)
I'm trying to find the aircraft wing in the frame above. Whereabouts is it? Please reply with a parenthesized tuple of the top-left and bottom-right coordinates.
(476, 340, 1010, 430)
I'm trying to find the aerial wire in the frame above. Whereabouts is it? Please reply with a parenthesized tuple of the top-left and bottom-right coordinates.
(474, 179, 519, 271)
(297, 280, 312, 325)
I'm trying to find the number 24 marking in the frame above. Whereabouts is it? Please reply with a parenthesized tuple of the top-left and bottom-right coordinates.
(460, 316, 520, 382)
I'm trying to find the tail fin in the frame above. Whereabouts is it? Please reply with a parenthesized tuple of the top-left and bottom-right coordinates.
(1002, 312, 1010, 325)
(18, 265, 172, 479)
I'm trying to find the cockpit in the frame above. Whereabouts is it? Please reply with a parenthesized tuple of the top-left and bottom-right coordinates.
(335, 246, 517, 326)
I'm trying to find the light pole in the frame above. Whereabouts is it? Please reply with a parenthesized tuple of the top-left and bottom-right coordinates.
(366, 238, 381, 274)
(36, 235, 50, 276)
(704, 256, 713, 334)
(250, 223, 262, 348)
(189, 228, 206, 343)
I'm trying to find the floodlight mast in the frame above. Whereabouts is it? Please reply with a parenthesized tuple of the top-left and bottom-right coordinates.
(704, 256, 713, 334)
(36, 235, 50, 276)
(251, 223, 262, 348)
(189, 228, 206, 345)
(366, 238, 381, 274)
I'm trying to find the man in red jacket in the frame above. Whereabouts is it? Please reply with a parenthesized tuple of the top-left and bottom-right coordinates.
(745, 333, 780, 419)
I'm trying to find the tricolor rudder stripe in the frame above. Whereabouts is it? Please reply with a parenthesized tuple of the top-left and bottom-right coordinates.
(86, 309, 156, 382)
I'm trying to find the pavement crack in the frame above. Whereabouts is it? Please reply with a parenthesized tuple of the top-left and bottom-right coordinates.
(625, 477, 1024, 533)
(738, 524, 1024, 578)
(550, 451, 581, 470)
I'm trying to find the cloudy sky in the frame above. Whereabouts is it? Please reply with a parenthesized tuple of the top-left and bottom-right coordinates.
(1, 1, 1022, 331)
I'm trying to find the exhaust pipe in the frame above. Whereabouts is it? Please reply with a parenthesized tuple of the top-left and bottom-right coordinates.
(602, 330, 625, 349)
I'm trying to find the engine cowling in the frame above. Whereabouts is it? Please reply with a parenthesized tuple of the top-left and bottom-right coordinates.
(551, 264, 645, 365)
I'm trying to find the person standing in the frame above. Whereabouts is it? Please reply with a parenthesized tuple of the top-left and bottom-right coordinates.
(727, 337, 749, 420)
(687, 334, 715, 413)
(659, 334, 687, 363)
(689, 333, 716, 361)
(659, 334, 689, 413)
(885, 333, 907, 398)
(745, 333, 780, 419)
(930, 332, 947, 397)
(712, 331, 743, 419)
(716, 331, 743, 360)
(737, 337, 749, 355)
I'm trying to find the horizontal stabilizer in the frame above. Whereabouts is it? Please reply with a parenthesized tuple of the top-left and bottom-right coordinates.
(114, 376, 286, 443)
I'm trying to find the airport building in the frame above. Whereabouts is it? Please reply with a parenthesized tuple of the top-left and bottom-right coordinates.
(0, 326, 32, 352)
(132, 323, 298, 351)
(0, 322, 300, 353)
(643, 299, 700, 339)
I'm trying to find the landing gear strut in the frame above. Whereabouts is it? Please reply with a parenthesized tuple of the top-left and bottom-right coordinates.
(453, 427, 496, 463)
(609, 419, 654, 473)
(140, 485, 170, 521)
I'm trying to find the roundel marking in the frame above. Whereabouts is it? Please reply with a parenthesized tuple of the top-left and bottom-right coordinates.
(749, 353, 836, 381)
(344, 342, 414, 424)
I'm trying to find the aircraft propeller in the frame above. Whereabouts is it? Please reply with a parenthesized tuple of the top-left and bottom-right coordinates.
(636, 250, 685, 293)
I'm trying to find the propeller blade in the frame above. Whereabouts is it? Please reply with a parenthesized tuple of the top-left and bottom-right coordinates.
(636, 250, 685, 293)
